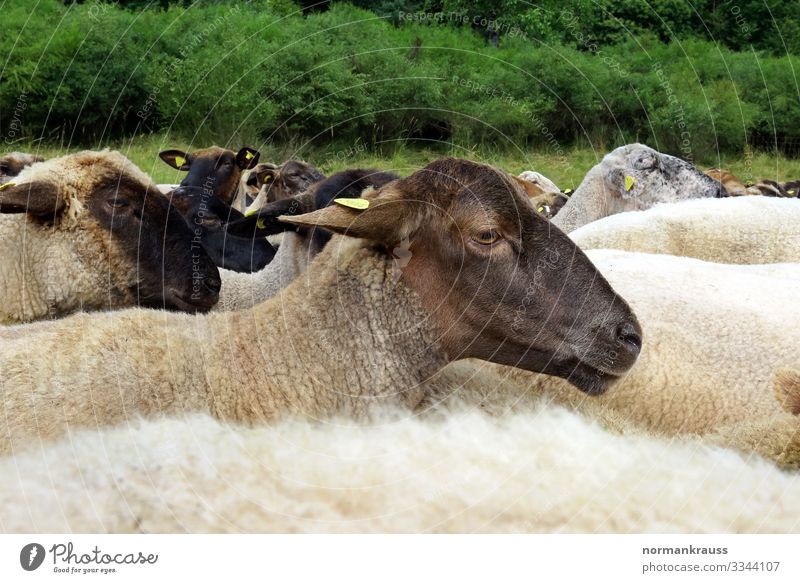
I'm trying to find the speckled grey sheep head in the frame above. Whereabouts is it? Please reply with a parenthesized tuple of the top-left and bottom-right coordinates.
(603, 144, 725, 208)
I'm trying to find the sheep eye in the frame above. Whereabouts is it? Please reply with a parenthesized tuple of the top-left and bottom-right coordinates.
(472, 230, 500, 245)
(107, 199, 129, 209)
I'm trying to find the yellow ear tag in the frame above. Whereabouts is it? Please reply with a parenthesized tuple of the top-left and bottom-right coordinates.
(244, 206, 259, 217)
(335, 198, 370, 210)
(263, 175, 272, 182)
(174, 156, 187, 168)
(624, 175, 635, 191)
(257, 218, 266, 229)
(245, 151, 254, 160)
(0, 181, 16, 191)
(563, 188, 573, 195)
(537, 206, 545, 213)
(788, 189, 796, 196)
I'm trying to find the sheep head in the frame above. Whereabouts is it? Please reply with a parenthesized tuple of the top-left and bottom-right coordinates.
(600, 144, 726, 211)
(159, 146, 260, 206)
(282, 157, 643, 395)
(247, 160, 326, 207)
(2, 150, 221, 313)
(0, 152, 44, 184)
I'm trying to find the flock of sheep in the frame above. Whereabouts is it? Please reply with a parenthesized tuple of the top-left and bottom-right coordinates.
(0, 142, 799, 533)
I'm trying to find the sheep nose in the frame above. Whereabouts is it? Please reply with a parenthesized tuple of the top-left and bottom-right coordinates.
(615, 321, 642, 357)
(203, 276, 222, 296)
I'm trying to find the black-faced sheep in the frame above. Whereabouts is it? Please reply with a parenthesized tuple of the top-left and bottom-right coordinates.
(159, 145, 260, 210)
(554, 144, 726, 232)
(168, 186, 276, 273)
(0, 158, 640, 449)
(0, 150, 221, 323)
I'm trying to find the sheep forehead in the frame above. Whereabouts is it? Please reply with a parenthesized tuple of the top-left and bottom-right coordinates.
(190, 146, 232, 161)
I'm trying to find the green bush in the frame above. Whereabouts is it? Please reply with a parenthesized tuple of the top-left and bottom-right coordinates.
(1, 0, 798, 159)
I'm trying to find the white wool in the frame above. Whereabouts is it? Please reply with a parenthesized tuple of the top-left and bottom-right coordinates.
(1, 407, 798, 533)
(570, 196, 800, 263)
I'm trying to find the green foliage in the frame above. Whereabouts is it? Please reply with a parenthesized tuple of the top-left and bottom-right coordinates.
(1, 0, 799, 158)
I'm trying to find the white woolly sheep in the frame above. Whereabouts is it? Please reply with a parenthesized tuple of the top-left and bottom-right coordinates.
(0, 150, 221, 323)
(0, 158, 641, 451)
(569, 196, 800, 264)
(0, 407, 798, 533)
(553, 144, 725, 232)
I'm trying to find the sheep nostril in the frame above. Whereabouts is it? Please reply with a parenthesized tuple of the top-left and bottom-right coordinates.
(616, 322, 642, 354)
(204, 277, 222, 295)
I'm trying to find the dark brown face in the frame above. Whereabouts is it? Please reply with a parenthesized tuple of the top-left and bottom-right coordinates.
(253, 160, 325, 204)
(159, 146, 260, 206)
(283, 158, 642, 395)
(86, 177, 221, 312)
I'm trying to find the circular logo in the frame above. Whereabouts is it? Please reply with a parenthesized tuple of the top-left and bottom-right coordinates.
(20, 543, 46, 571)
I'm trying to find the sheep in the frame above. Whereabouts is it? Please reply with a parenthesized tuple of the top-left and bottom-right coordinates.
(553, 144, 726, 232)
(0, 150, 221, 324)
(1, 406, 799, 533)
(448, 250, 800, 436)
(244, 159, 326, 213)
(159, 145, 261, 211)
(704, 168, 749, 196)
(0, 158, 641, 451)
(705, 368, 800, 470)
(569, 196, 800, 264)
(529, 191, 570, 219)
(167, 186, 276, 273)
(515, 170, 561, 196)
(213, 231, 315, 312)
(0, 151, 44, 184)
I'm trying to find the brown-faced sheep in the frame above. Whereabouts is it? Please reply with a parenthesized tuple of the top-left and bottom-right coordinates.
(554, 144, 726, 232)
(244, 159, 325, 212)
(0, 150, 221, 324)
(0, 158, 640, 451)
(0, 151, 44, 184)
(462, 251, 800, 436)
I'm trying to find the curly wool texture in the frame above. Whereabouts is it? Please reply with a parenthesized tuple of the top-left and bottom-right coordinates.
(0, 407, 798, 533)
(0, 236, 446, 453)
(570, 197, 800, 263)
(0, 150, 157, 323)
(214, 232, 316, 311)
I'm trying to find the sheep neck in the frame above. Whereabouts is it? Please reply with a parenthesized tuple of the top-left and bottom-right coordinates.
(208, 237, 449, 420)
(552, 167, 608, 233)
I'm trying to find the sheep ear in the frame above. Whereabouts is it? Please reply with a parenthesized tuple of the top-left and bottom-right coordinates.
(280, 191, 417, 244)
(236, 147, 260, 170)
(159, 149, 191, 171)
(0, 181, 66, 216)
(255, 166, 277, 187)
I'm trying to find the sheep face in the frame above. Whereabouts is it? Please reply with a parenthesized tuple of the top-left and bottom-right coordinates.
(0, 152, 44, 184)
(283, 158, 642, 395)
(249, 160, 325, 204)
(2, 151, 221, 313)
(168, 186, 276, 273)
(159, 146, 260, 206)
(515, 171, 561, 198)
(602, 144, 726, 212)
